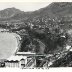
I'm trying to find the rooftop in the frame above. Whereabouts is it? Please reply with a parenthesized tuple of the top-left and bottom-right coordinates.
(7, 55, 27, 61)
(16, 52, 36, 55)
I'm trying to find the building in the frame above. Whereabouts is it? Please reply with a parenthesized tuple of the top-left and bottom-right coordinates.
(5, 52, 36, 68)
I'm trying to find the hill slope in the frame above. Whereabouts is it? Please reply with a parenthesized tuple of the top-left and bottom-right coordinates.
(10, 2, 72, 20)
(0, 7, 23, 18)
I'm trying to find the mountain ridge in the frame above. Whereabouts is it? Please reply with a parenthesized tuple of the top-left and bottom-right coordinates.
(0, 7, 23, 18)
(9, 2, 72, 20)
(0, 2, 72, 22)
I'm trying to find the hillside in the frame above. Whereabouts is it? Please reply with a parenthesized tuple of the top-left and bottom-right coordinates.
(0, 2, 72, 23)
(0, 2, 72, 67)
(0, 7, 23, 18)
(8, 2, 72, 20)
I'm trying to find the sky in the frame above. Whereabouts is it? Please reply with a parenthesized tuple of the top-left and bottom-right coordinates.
(0, 2, 51, 12)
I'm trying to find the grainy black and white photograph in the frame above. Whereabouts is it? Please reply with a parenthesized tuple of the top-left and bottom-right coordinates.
(0, 1, 72, 70)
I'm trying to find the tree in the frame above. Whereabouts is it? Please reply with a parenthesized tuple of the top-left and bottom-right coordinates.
(19, 36, 30, 52)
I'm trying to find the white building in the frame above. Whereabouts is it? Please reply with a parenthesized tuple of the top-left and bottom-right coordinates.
(5, 52, 36, 68)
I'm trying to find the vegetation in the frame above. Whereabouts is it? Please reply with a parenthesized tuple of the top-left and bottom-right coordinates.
(0, 2, 72, 67)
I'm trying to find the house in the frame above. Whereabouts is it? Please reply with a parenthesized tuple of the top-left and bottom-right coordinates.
(5, 52, 36, 68)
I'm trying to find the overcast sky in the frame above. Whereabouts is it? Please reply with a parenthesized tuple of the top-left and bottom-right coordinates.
(0, 2, 51, 12)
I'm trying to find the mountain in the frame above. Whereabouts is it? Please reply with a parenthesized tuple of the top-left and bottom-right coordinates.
(8, 2, 72, 21)
(0, 2, 71, 67)
(30, 2, 72, 20)
(0, 7, 23, 18)
(0, 2, 72, 24)
(0, 2, 72, 20)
